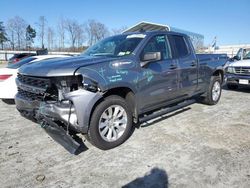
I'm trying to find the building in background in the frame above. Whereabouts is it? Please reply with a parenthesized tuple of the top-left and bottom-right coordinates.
(123, 21, 204, 51)
(207, 44, 250, 57)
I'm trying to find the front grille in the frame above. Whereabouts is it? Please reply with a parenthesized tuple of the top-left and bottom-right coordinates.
(17, 74, 56, 101)
(17, 73, 51, 89)
(234, 67, 250, 75)
(18, 88, 44, 101)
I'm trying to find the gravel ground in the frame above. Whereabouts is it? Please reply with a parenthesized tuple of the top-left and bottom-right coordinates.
(0, 62, 249, 187)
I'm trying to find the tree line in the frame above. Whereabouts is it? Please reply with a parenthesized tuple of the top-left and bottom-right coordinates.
(0, 16, 127, 52)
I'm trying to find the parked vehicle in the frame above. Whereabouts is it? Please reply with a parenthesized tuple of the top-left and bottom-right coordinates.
(0, 55, 70, 101)
(15, 31, 227, 153)
(225, 48, 250, 89)
(8, 53, 36, 64)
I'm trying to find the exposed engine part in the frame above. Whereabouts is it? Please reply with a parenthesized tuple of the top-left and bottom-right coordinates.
(38, 101, 79, 132)
(82, 77, 98, 92)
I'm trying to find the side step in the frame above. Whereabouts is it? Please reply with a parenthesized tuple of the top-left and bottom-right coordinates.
(41, 117, 81, 154)
(139, 99, 196, 123)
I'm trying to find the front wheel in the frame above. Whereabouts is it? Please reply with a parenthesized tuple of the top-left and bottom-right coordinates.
(203, 76, 222, 105)
(87, 95, 133, 150)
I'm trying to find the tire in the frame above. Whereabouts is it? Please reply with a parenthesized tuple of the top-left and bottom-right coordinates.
(203, 76, 222, 105)
(87, 95, 133, 150)
(227, 84, 238, 90)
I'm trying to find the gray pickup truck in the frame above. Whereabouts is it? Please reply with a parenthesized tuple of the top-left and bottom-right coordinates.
(15, 31, 228, 153)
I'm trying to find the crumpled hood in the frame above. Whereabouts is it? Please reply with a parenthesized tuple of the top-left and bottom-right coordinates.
(229, 59, 250, 67)
(18, 55, 116, 77)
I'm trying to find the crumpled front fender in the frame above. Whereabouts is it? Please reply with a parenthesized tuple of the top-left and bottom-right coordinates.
(75, 67, 108, 91)
(64, 89, 103, 133)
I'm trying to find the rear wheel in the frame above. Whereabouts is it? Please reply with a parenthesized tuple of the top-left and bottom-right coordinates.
(227, 83, 238, 90)
(203, 76, 222, 105)
(87, 95, 133, 150)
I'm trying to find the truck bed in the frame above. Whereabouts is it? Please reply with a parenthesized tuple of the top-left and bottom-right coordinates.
(197, 53, 228, 65)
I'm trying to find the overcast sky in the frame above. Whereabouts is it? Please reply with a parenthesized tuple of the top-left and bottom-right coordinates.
(0, 0, 249, 46)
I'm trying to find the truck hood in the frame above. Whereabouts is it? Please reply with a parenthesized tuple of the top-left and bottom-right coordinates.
(18, 55, 116, 77)
(229, 59, 250, 67)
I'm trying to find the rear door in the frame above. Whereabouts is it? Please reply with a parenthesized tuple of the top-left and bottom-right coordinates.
(168, 34, 198, 97)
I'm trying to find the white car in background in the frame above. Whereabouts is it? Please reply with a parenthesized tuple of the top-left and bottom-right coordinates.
(225, 48, 250, 89)
(0, 55, 70, 101)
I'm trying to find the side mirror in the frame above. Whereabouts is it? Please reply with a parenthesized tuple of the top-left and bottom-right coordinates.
(233, 55, 240, 61)
(141, 52, 161, 67)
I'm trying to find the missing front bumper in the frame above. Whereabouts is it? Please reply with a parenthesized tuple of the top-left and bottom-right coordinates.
(41, 117, 86, 154)
(15, 89, 103, 153)
(15, 89, 103, 133)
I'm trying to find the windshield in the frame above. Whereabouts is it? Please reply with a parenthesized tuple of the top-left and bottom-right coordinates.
(243, 49, 250, 59)
(236, 48, 250, 60)
(82, 34, 145, 57)
(7, 57, 36, 69)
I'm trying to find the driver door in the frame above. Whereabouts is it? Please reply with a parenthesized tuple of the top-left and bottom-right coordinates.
(138, 35, 179, 113)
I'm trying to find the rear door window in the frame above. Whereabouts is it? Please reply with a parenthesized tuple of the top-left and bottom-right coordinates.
(169, 35, 189, 58)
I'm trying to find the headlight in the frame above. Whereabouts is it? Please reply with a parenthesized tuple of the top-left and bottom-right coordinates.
(227, 66, 235, 73)
(56, 76, 83, 100)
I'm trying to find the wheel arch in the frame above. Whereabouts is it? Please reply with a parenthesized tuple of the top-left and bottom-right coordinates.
(88, 86, 138, 129)
(212, 69, 224, 83)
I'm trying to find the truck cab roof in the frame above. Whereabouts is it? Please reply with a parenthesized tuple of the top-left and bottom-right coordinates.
(122, 30, 189, 37)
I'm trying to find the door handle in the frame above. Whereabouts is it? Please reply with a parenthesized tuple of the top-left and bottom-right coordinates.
(190, 61, 196, 67)
(170, 64, 177, 70)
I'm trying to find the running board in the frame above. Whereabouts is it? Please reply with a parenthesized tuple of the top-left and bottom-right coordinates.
(41, 117, 81, 154)
(139, 99, 196, 123)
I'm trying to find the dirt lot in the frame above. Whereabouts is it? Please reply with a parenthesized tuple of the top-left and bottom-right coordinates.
(0, 64, 250, 187)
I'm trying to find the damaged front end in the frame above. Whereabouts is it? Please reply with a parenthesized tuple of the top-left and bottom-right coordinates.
(15, 73, 102, 154)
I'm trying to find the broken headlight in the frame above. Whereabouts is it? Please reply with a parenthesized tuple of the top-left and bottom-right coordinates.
(82, 77, 98, 92)
(56, 76, 83, 100)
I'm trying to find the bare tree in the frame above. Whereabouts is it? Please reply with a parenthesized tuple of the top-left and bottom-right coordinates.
(65, 19, 81, 50)
(15, 17, 27, 50)
(190, 35, 204, 52)
(57, 17, 66, 50)
(47, 27, 55, 50)
(75, 24, 85, 49)
(37, 16, 47, 49)
(111, 26, 128, 35)
(0, 21, 8, 50)
(6, 20, 15, 50)
(85, 19, 109, 45)
(6, 16, 27, 50)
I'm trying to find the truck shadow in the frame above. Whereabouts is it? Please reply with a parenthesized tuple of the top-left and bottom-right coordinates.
(139, 107, 191, 128)
(2, 99, 15, 105)
(122, 167, 168, 188)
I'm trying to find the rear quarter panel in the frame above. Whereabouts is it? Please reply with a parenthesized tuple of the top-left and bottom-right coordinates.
(197, 54, 227, 91)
